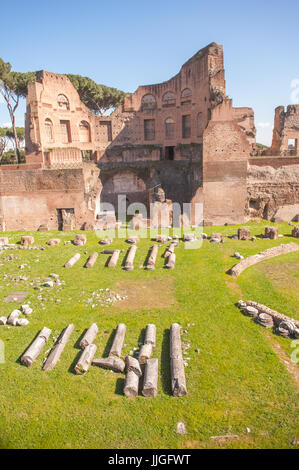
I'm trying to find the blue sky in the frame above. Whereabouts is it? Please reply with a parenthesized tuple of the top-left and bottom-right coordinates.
(1, 0, 299, 145)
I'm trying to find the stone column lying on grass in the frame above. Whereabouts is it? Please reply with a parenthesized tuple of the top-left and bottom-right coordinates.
(108, 250, 120, 268)
(124, 245, 137, 270)
(85, 252, 98, 268)
(139, 324, 156, 364)
(142, 358, 158, 397)
(21, 327, 52, 367)
(146, 244, 158, 270)
(74, 343, 97, 374)
(170, 323, 187, 397)
(125, 356, 142, 377)
(165, 253, 176, 269)
(64, 253, 81, 268)
(110, 323, 126, 357)
(79, 323, 98, 350)
(124, 370, 139, 397)
(7, 309, 22, 326)
(43, 324, 74, 371)
(92, 356, 125, 373)
(164, 242, 177, 258)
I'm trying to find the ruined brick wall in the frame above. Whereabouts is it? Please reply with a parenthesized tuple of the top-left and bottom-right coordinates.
(25, 71, 98, 164)
(8, 41, 269, 228)
(246, 163, 299, 221)
(271, 105, 299, 155)
(0, 165, 100, 230)
(202, 100, 251, 224)
(232, 107, 256, 152)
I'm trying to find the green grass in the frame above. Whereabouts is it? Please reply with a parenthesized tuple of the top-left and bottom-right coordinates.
(0, 220, 298, 449)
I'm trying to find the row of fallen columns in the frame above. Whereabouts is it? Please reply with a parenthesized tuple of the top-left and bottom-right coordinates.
(64, 243, 177, 270)
(20, 322, 187, 397)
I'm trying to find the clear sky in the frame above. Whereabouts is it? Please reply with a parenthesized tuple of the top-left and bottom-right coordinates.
(1, 0, 299, 145)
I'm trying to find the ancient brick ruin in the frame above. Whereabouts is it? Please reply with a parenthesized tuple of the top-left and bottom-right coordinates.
(0, 42, 298, 230)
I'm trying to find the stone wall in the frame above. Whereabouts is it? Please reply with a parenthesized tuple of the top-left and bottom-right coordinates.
(0, 165, 100, 231)
(271, 105, 299, 155)
(246, 163, 299, 220)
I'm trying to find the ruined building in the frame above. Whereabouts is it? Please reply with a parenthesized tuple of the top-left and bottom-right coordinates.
(0, 42, 298, 231)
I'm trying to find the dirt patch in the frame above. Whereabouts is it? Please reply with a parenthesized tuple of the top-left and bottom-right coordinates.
(258, 262, 299, 296)
(113, 277, 176, 310)
(4, 291, 29, 302)
(225, 278, 243, 299)
(263, 331, 299, 389)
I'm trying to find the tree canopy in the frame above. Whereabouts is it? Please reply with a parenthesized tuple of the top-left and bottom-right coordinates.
(0, 57, 127, 114)
(67, 74, 127, 115)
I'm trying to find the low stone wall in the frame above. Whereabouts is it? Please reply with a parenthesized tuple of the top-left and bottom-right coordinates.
(228, 242, 299, 277)
(245, 301, 299, 328)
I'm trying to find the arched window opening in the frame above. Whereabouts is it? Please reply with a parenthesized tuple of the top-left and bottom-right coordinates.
(181, 88, 192, 105)
(141, 94, 156, 111)
(162, 91, 176, 107)
(165, 117, 175, 138)
(79, 120, 91, 143)
(181, 88, 192, 99)
(45, 118, 54, 143)
(57, 94, 70, 110)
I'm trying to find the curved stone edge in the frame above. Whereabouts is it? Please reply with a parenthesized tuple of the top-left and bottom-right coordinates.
(228, 242, 299, 278)
(239, 300, 299, 329)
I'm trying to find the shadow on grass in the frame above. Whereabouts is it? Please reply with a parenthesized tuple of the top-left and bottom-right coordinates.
(161, 328, 172, 396)
(68, 327, 90, 374)
(115, 377, 125, 396)
(102, 329, 117, 357)
(143, 247, 153, 267)
(73, 328, 88, 349)
(68, 349, 83, 375)
(16, 328, 42, 365)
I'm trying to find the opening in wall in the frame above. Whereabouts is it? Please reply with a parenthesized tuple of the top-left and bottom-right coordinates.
(164, 146, 175, 160)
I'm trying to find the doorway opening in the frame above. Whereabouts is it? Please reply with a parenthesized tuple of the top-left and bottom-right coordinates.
(164, 146, 175, 160)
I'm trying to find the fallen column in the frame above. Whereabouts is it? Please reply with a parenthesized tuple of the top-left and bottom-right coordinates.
(7, 309, 22, 326)
(142, 358, 158, 397)
(85, 252, 98, 268)
(21, 327, 52, 367)
(146, 245, 158, 270)
(65, 253, 81, 268)
(145, 323, 156, 347)
(80, 323, 98, 349)
(124, 370, 139, 397)
(110, 323, 126, 357)
(43, 324, 74, 371)
(108, 250, 120, 268)
(124, 245, 137, 271)
(139, 343, 153, 364)
(164, 242, 177, 258)
(92, 357, 125, 373)
(74, 343, 97, 375)
(170, 323, 187, 397)
(139, 324, 156, 364)
(165, 253, 176, 269)
(246, 300, 299, 328)
(125, 356, 142, 377)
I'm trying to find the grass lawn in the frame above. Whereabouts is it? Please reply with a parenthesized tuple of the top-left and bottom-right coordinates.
(0, 220, 298, 449)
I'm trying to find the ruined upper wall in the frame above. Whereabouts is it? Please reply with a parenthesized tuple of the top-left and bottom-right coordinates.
(271, 105, 299, 155)
(25, 42, 255, 167)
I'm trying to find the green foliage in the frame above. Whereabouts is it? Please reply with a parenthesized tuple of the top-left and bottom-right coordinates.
(0, 221, 298, 449)
(0, 58, 36, 96)
(256, 143, 269, 149)
(0, 57, 128, 116)
(67, 74, 127, 115)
